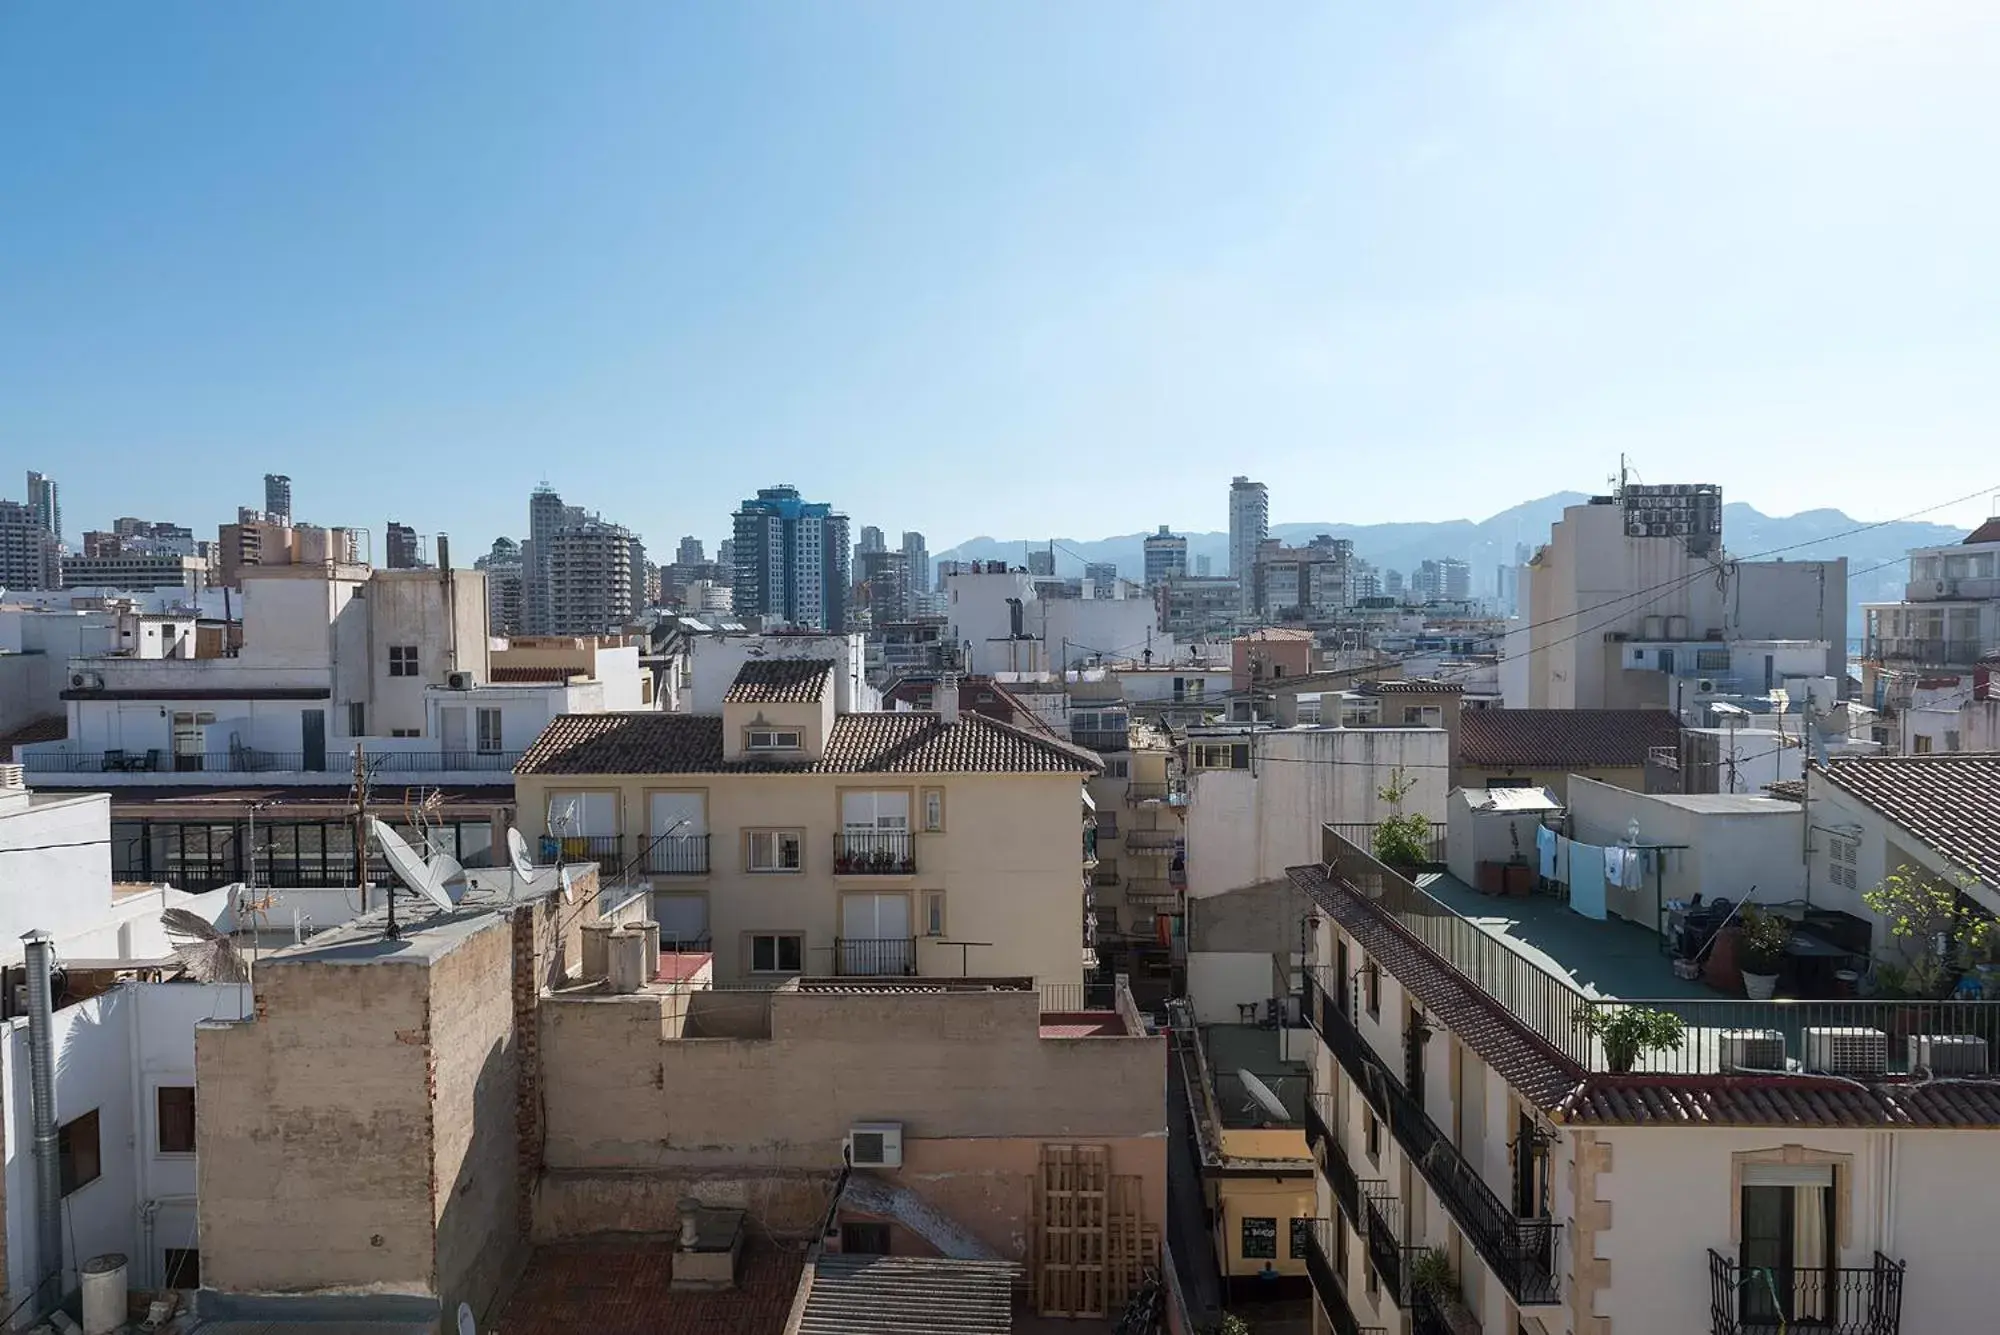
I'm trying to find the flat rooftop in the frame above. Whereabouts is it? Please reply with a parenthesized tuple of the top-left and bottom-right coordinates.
(1204, 1023, 1308, 1127)
(256, 868, 566, 967)
(1418, 871, 1710, 1001)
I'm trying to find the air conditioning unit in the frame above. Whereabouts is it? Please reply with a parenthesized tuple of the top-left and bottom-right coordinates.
(1934, 580, 1951, 597)
(1670, 521, 1689, 535)
(1627, 521, 1648, 537)
(1697, 678, 1716, 693)
(1718, 1029, 1787, 1073)
(446, 671, 474, 690)
(69, 671, 104, 690)
(1908, 1034, 1989, 1075)
(1802, 1027, 1888, 1077)
(845, 1122, 904, 1168)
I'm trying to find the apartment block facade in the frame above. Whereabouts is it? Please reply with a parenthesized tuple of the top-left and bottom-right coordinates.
(732, 484, 851, 632)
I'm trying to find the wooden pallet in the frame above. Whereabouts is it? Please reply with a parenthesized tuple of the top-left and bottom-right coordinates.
(1035, 1144, 1109, 1316)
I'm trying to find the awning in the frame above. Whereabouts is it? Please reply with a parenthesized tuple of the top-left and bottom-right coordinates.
(1080, 787, 1097, 812)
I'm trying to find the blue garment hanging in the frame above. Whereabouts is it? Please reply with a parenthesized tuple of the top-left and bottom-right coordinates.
(1570, 845, 1608, 920)
(1536, 824, 1557, 879)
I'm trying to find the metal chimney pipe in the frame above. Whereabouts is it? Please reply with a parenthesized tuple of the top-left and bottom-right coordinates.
(22, 930, 64, 1307)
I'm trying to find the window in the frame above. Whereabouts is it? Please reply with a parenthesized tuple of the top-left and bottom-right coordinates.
(1696, 648, 1733, 672)
(388, 645, 419, 677)
(1240, 1216, 1278, 1260)
(348, 702, 366, 736)
(1365, 1256, 1379, 1299)
(157, 1085, 196, 1154)
(1107, 757, 1129, 778)
(1191, 742, 1251, 770)
(750, 933, 803, 974)
(746, 829, 803, 872)
(1829, 836, 1858, 891)
(922, 787, 945, 833)
(1097, 812, 1118, 837)
(1289, 1217, 1313, 1260)
(923, 891, 946, 937)
(1946, 729, 1963, 753)
(1363, 962, 1381, 1018)
(163, 1248, 200, 1289)
(747, 728, 802, 751)
(59, 1109, 101, 1195)
(1364, 1109, 1382, 1162)
(1913, 735, 1934, 754)
(476, 708, 503, 754)
(390, 728, 421, 738)
(1402, 705, 1442, 727)
(1739, 1165, 1837, 1326)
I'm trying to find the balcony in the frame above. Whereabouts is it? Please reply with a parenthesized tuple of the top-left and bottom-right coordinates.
(1122, 878, 1178, 909)
(1306, 966, 1561, 1306)
(366, 749, 524, 773)
(1122, 829, 1180, 852)
(1361, 1184, 1410, 1308)
(1124, 782, 1172, 805)
(644, 834, 710, 876)
(833, 936, 917, 977)
(1326, 820, 1447, 866)
(1304, 1092, 1360, 1227)
(833, 830, 917, 876)
(1305, 1217, 1385, 1335)
(1863, 636, 1985, 666)
(543, 834, 623, 880)
(1071, 727, 1131, 753)
(1706, 1249, 1903, 1335)
(19, 746, 524, 776)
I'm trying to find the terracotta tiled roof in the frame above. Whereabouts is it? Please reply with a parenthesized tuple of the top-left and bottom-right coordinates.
(1763, 779, 1806, 803)
(725, 657, 834, 704)
(495, 1238, 805, 1335)
(1286, 863, 1579, 1110)
(490, 665, 577, 683)
(1820, 753, 2000, 888)
(516, 711, 1102, 776)
(1559, 1076, 2000, 1129)
(1458, 708, 1681, 769)
(0, 715, 66, 755)
(1361, 678, 1464, 695)
(1962, 517, 2000, 545)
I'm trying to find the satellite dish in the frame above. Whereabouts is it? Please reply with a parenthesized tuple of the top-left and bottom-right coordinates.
(161, 908, 249, 983)
(558, 863, 587, 905)
(428, 849, 469, 905)
(508, 826, 534, 877)
(457, 1302, 477, 1335)
(1237, 1069, 1291, 1125)
(368, 816, 455, 913)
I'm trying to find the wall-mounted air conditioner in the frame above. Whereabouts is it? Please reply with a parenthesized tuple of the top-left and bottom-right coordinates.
(447, 671, 474, 690)
(1802, 1027, 1888, 1077)
(1718, 1029, 1787, 1073)
(1697, 678, 1716, 693)
(846, 1122, 904, 1168)
(1908, 1034, 1988, 1075)
(69, 671, 104, 690)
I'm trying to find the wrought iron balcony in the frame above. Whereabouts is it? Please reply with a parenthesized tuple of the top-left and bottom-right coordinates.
(1306, 965, 1561, 1307)
(1124, 782, 1171, 804)
(542, 834, 623, 879)
(1305, 1092, 1361, 1227)
(1707, 1249, 1903, 1335)
(1305, 1217, 1385, 1335)
(832, 936, 917, 977)
(832, 830, 917, 875)
(644, 834, 710, 876)
(1361, 1185, 1409, 1308)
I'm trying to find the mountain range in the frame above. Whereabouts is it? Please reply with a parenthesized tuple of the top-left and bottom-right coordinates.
(933, 493, 1967, 640)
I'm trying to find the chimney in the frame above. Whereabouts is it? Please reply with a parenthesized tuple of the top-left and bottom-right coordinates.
(936, 674, 960, 725)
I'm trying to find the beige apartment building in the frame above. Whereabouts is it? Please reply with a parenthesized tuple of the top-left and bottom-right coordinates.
(514, 659, 1100, 986)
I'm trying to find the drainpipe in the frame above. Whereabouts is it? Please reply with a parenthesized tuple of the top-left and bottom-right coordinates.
(23, 930, 64, 1309)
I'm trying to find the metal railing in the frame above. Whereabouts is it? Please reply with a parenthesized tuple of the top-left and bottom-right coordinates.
(1862, 636, 1985, 666)
(22, 746, 526, 775)
(367, 749, 524, 773)
(1306, 1092, 1361, 1226)
(1071, 727, 1131, 753)
(1327, 821, 1448, 866)
(1122, 829, 1180, 851)
(543, 834, 623, 877)
(1411, 1284, 1455, 1335)
(645, 834, 710, 876)
(1306, 963, 1561, 1306)
(1361, 1185, 1406, 1307)
(1707, 1249, 1903, 1335)
(1306, 1217, 1384, 1335)
(1124, 782, 1172, 804)
(832, 936, 917, 976)
(833, 830, 917, 875)
(1038, 980, 1117, 1013)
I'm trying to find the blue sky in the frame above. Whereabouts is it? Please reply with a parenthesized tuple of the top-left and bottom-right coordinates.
(4, 3, 1998, 557)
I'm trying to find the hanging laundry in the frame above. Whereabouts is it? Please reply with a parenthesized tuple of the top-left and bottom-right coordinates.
(1569, 845, 1608, 920)
(1603, 845, 1626, 887)
(1622, 848, 1646, 890)
(1553, 834, 1573, 885)
(1536, 825, 1557, 880)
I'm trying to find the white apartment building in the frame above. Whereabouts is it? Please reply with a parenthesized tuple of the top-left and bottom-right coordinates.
(57, 553, 208, 593)
(1523, 489, 1847, 710)
(1229, 476, 1269, 615)
(945, 564, 1178, 675)
(0, 603, 197, 742)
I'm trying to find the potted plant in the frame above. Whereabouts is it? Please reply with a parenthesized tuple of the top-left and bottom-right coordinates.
(1864, 863, 1991, 1000)
(1372, 768, 1433, 873)
(1408, 1247, 1482, 1335)
(1575, 1004, 1687, 1075)
(1735, 906, 1792, 1001)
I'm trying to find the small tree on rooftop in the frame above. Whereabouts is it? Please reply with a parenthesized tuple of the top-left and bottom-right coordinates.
(1863, 862, 1993, 1000)
(1373, 767, 1433, 868)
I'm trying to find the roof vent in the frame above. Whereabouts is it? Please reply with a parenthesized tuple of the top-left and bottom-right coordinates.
(0, 764, 23, 791)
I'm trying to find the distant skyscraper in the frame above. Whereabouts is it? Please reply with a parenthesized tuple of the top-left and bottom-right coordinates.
(860, 549, 911, 623)
(1440, 557, 1472, 602)
(900, 531, 929, 596)
(525, 484, 566, 634)
(0, 498, 61, 589)
(676, 536, 705, 566)
(1384, 568, 1406, 600)
(1229, 476, 1268, 613)
(1084, 562, 1118, 597)
(25, 471, 59, 543)
(548, 516, 638, 632)
(475, 537, 525, 635)
(731, 485, 851, 631)
(1142, 526, 1188, 587)
(1193, 554, 1212, 578)
(263, 473, 292, 526)
(629, 537, 650, 613)
(385, 522, 420, 569)
(1027, 543, 1056, 578)
(716, 538, 736, 578)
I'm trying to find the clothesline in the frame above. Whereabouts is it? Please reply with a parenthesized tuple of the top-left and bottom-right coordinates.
(1534, 823, 1658, 922)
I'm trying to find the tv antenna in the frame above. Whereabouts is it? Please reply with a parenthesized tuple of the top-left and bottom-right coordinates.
(161, 908, 249, 984)
(367, 816, 458, 939)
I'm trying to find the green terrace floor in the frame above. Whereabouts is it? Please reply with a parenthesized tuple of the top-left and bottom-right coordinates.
(1416, 871, 1715, 1003)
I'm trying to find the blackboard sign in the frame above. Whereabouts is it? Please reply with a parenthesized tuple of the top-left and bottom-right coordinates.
(1241, 1216, 1277, 1259)
(1290, 1217, 1314, 1259)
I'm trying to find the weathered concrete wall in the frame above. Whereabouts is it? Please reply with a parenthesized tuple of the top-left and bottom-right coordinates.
(197, 961, 435, 1295)
(429, 910, 527, 1325)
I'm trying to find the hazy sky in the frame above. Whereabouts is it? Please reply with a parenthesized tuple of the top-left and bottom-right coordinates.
(4, 3, 1998, 555)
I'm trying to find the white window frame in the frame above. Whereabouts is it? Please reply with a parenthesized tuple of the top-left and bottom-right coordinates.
(746, 829, 803, 873)
(476, 708, 504, 754)
(921, 788, 945, 833)
(923, 891, 946, 937)
(747, 728, 802, 752)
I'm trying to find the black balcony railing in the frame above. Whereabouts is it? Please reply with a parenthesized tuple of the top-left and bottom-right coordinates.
(833, 830, 917, 875)
(1072, 727, 1130, 753)
(644, 834, 710, 876)
(1305, 1218, 1384, 1335)
(1305, 1092, 1362, 1227)
(1125, 783, 1171, 804)
(1707, 1249, 1903, 1335)
(1411, 1284, 1455, 1335)
(1361, 1187, 1405, 1307)
(543, 834, 623, 878)
(1307, 964, 1561, 1306)
(368, 749, 524, 773)
(833, 936, 917, 976)
(23, 748, 311, 774)
(1863, 636, 1983, 666)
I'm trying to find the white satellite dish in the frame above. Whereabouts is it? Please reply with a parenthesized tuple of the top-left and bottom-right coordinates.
(507, 826, 534, 877)
(428, 849, 469, 905)
(558, 863, 587, 905)
(368, 816, 455, 913)
(1237, 1069, 1292, 1125)
(457, 1302, 477, 1335)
